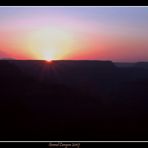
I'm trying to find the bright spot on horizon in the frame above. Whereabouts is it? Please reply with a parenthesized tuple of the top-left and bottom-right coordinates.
(0, 7, 148, 62)
(41, 49, 55, 61)
(46, 59, 52, 62)
(26, 26, 75, 61)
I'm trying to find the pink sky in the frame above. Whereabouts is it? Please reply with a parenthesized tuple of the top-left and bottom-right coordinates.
(0, 7, 148, 62)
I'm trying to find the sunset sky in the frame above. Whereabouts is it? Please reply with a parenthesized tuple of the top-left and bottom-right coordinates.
(0, 6, 148, 62)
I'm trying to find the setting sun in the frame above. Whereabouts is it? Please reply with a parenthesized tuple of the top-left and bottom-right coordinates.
(0, 7, 148, 62)
(39, 48, 60, 61)
(46, 59, 52, 62)
(25, 26, 75, 61)
(42, 50, 54, 61)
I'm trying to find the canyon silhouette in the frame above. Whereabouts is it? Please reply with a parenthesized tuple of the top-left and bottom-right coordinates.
(0, 59, 148, 141)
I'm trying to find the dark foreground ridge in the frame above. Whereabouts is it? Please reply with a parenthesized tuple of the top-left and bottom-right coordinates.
(0, 60, 148, 141)
(134, 62, 148, 69)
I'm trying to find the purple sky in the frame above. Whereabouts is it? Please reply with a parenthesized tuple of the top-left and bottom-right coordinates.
(0, 6, 148, 62)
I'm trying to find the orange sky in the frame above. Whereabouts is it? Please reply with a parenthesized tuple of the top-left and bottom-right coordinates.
(0, 7, 148, 62)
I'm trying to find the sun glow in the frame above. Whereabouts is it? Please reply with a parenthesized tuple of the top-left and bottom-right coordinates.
(26, 26, 75, 60)
(41, 49, 56, 61)
(45, 57, 52, 62)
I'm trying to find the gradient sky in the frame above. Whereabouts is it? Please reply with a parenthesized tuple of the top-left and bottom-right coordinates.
(0, 6, 148, 62)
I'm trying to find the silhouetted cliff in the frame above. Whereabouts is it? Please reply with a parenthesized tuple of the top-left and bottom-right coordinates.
(0, 60, 148, 140)
(134, 62, 148, 69)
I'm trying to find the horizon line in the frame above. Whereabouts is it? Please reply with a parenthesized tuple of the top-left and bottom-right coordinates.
(0, 59, 148, 63)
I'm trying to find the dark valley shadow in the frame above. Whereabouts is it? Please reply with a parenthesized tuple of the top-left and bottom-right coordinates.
(0, 60, 148, 141)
